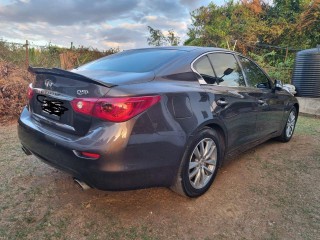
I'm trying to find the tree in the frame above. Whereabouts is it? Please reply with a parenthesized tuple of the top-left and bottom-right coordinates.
(185, 0, 318, 49)
(296, 0, 320, 47)
(147, 26, 180, 46)
(184, 2, 268, 51)
(184, 0, 319, 82)
(167, 30, 181, 46)
(147, 26, 165, 46)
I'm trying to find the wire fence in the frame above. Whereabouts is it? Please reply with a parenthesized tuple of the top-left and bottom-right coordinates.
(0, 39, 118, 70)
(0, 39, 297, 83)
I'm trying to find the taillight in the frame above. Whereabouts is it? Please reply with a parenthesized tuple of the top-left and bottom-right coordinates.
(27, 84, 34, 100)
(70, 98, 96, 115)
(71, 95, 161, 122)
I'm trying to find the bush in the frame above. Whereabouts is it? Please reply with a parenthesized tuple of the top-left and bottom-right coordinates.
(0, 61, 33, 123)
(248, 51, 295, 84)
(0, 40, 119, 123)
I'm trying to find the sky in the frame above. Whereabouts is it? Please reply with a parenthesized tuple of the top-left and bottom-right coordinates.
(0, 0, 225, 50)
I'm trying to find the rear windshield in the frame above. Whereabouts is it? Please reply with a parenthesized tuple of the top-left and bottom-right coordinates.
(78, 49, 184, 73)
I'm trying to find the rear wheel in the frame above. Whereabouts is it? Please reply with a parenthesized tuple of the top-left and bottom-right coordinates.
(171, 127, 221, 197)
(278, 107, 297, 142)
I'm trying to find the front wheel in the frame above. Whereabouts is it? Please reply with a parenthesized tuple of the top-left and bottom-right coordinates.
(278, 107, 297, 142)
(171, 127, 221, 197)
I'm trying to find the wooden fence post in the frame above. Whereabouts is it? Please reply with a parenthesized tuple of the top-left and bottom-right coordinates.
(232, 40, 238, 51)
(25, 40, 29, 68)
(285, 47, 288, 63)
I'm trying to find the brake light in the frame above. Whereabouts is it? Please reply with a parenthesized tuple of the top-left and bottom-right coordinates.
(71, 95, 161, 122)
(27, 84, 34, 100)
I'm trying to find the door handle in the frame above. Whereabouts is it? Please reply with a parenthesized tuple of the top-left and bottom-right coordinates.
(258, 99, 267, 105)
(216, 99, 229, 107)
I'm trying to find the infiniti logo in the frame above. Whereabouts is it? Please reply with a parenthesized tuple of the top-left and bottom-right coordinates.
(44, 79, 54, 88)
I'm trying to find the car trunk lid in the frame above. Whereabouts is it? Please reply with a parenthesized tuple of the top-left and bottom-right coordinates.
(29, 67, 113, 135)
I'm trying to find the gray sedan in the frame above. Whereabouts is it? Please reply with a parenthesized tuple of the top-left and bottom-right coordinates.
(18, 46, 299, 197)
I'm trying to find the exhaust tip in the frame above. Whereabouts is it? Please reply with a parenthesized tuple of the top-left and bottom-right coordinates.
(73, 178, 91, 190)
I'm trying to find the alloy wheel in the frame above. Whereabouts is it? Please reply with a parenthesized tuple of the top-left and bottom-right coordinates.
(188, 138, 217, 189)
(286, 110, 296, 138)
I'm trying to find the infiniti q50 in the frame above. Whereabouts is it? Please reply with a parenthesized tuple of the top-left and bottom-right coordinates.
(18, 47, 299, 197)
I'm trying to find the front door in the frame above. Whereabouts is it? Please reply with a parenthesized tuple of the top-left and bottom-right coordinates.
(193, 53, 258, 152)
(237, 56, 285, 138)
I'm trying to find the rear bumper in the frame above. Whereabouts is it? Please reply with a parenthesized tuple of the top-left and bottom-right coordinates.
(18, 107, 184, 190)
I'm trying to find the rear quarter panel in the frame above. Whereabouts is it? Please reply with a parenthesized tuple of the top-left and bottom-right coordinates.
(106, 79, 225, 177)
(107, 78, 219, 137)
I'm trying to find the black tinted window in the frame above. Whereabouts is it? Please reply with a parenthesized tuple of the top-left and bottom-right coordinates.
(194, 56, 214, 76)
(193, 56, 217, 84)
(239, 56, 270, 88)
(208, 53, 245, 87)
(78, 49, 183, 73)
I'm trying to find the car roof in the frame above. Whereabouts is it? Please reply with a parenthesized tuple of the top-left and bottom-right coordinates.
(125, 46, 227, 53)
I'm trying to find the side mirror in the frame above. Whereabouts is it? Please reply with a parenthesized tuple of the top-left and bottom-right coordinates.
(274, 79, 283, 91)
(224, 68, 234, 76)
(217, 68, 234, 84)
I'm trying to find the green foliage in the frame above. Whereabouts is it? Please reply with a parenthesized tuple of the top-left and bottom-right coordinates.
(28, 46, 61, 68)
(147, 26, 165, 46)
(167, 30, 181, 46)
(248, 51, 295, 83)
(0, 39, 118, 69)
(147, 26, 180, 46)
(72, 46, 119, 67)
(184, 0, 320, 83)
(186, 0, 319, 49)
(0, 41, 26, 66)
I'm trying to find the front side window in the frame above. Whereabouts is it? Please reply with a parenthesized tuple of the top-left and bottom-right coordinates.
(208, 53, 246, 87)
(238, 56, 270, 89)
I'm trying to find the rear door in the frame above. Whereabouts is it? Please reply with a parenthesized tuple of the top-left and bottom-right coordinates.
(193, 53, 258, 151)
(237, 56, 285, 137)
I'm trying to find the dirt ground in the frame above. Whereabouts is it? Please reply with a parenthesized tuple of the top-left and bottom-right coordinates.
(0, 116, 319, 240)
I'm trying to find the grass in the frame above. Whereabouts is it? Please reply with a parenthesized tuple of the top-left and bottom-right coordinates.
(0, 116, 319, 239)
(295, 114, 320, 136)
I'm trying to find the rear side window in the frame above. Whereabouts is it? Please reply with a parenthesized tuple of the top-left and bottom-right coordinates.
(78, 49, 184, 73)
(193, 56, 217, 84)
(238, 56, 270, 89)
(208, 53, 246, 87)
(194, 56, 214, 76)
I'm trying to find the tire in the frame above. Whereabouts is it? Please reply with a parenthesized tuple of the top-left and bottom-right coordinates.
(278, 107, 297, 142)
(171, 127, 221, 197)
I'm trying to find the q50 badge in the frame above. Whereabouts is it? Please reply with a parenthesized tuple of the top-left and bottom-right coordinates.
(77, 90, 89, 95)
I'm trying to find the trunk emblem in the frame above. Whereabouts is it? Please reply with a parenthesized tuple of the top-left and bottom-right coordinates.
(44, 79, 54, 88)
(77, 90, 89, 95)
